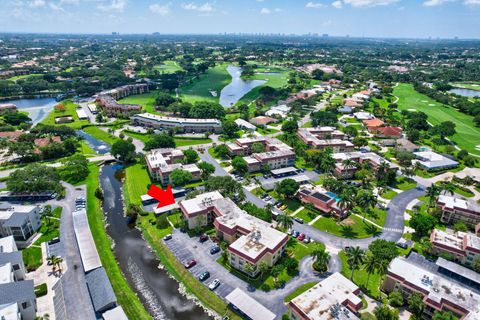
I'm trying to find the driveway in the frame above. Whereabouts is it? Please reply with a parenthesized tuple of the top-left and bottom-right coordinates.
(165, 230, 337, 318)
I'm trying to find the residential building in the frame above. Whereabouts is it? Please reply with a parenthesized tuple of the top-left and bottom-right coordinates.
(251, 149, 296, 171)
(371, 126, 403, 138)
(353, 112, 374, 120)
(296, 185, 346, 218)
(145, 148, 200, 185)
(0, 103, 17, 114)
(343, 98, 362, 108)
(225, 288, 275, 320)
(395, 138, 420, 153)
(179, 192, 288, 275)
(297, 127, 353, 152)
(99, 83, 148, 101)
(131, 113, 221, 133)
(0, 235, 36, 320)
(249, 116, 278, 127)
(332, 152, 398, 179)
(430, 228, 480, 267)
(288, 272, 361, 320)
(0, 131, 23, 142)
(0, 204, 41, 247)
(414, 151, 459, 171)
(363, 118, 385, 130)
(382, 254, 480, 319)
(96, 95, 142, 117)
(234, 118, 256, 132)
(265, 104, 291, 118)
(437, 195, 480, 228)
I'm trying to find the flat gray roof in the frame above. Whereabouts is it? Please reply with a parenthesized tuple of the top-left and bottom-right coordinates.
(271, 167, 297, 175)
(72, 209, 102, 273)
(85, 267, 117, 313)
(0, 280, 35, 304)
(225, 288, 276, 320)
(436, 257, 480, 285)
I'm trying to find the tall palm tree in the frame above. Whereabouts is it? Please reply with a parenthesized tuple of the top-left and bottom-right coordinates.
(277, 213, 294, 230)
(258, 261, 269, 279)
(426, 184, 442, 209)
(363, 254, 378, 288)
(401, 166, 415, 178)
(54, 256, 64, 273)
(339, 187, 357, 214)
(342, 159, 358, 178)
(311, 247, 331, 273)
(376, 259, 390, 293)
(357, 190, 377, 221)
(265, 203, 274, 222)
(243, 263, 255, 280)
(345, 246, 365, 280)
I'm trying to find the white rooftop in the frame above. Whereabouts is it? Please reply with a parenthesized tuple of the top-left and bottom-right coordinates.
(234, 118, 256, 130)
(0, 236, 16, 253)
(0, 303, 19, 320)
(438, 195, 480, 212)
(290, 272, 361, 320)
(72, 209, 102, 273)
(146, 148, 183, 169)
(180, 191, 224, 215)
(0, 263, 13, 284)
(225, 288, 276, 320)
(133, 112, 221, 125)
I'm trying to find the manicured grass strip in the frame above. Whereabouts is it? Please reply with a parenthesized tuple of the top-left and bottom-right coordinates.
(22, 246, 42, 272)
(153, 61, 183, 74)
(339, 251, 381, 298)
(118, 90, 160, 114)
(312, 214, 379, 239)
(283, 282, 318, 302)
(174, 137, 212, 147)
(124, 164, 151, 206)
(380, 189, 398, 200)
(394, 83, 480, 156)
(86, 166, 151, 320)
(41, 100, 90, 129)
(179, 63, 231, 103)
(82, 126, 119, 145)
(395, 177, 417, 191)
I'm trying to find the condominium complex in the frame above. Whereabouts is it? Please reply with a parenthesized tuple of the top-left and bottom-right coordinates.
(0, 235, 37, 320)
(96, 95, 142, 117)
(179, 192, 288, 275)
(145, 148, 200, 185)
(430, 228, 480, 267)
(99, 83, 149, 101)
(131, 113, 222, 133)
(383, 254, 480, 319)
(296, 185, 346, 218)
(437, 195, 480, 228)
(226, 137, 295, 172)
(0, 204, 41, 247)
(332, 152, 398, 179)
(297, 127, 353, 153)
(288, 272, 361, 320)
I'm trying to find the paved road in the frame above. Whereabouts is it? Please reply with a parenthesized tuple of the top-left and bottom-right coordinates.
(46, 183, 96, 320)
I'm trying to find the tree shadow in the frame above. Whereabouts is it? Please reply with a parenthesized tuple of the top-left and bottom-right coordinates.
(364, 223, 381, 236)
(340, 225, 358, 238)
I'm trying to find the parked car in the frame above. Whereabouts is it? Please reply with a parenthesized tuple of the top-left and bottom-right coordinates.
(280, 205, 288, 210)
(199, 271, 210, 281)
(48, 237, 60, 245)
(184, 259, 197, 269)
(293, 231, 300, 238)
(287, 228, 293, 235)
(294, 217, 304, 224)
(208, 279, 220, 290)
(199, 234, 209, 242)
(298, 234, 305, 241)
(210, 246, 220, 254)
(303, 236, 311, 244)
(163, 234, 172, 241)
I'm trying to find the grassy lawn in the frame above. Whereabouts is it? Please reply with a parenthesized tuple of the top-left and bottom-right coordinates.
(451, 82, 480, 91)
(8, 73, 43, 82)
(174, 137, 212, 147)
(41, 100, 90, 129)
(394, 83, 480, 156)
(82, 126, 119, 145)
(22, 246, 42, 272)
(312, 214, 379, 239)
(118, 90, 160, 114)
(257, 127, 280, 135)
(153, 61, 183, 74)
(179, 63, 231, 104)
(294, 208, 317, 223)
(283, 282, 318, 302)
(301, 121, 312, 128)
(85, 166, 151, 319)
(339, 251, 382, 298)
(267, 191, 302, 214)
(124, 164, 151, 206)
(394, 177, 417, 191)
(380, 189, 398, 200)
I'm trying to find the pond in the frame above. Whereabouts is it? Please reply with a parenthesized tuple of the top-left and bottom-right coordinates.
(449, 88, 480, 98)
(219, 65, 266, 107)
(76, 130, 111, 154)
(100, 164, 211, 320)
(2, 97, 57, 125)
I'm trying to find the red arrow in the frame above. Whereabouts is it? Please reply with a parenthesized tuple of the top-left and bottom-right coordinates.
(147, 184, 175, 209)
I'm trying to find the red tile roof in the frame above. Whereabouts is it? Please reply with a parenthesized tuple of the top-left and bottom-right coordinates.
(363, 118, 385, 128)
(376, 126, 403, 137)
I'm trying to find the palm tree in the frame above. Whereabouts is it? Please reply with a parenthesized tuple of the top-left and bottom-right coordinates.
(376, 259, 390, 293)
(54, 256, 64, 273)
(265, 203, 274, 222)
(363, 254, 379, 288)
(345, 246, 365, 280)
(277, 213, 294, 230)
(357, 190, 377, 221)
(243, 263, 255, 280)
(342, 159, 358, 179)
(311, 247, 331, 273)
(426, 184, 442, 209)
(339, 187, 357, 214)
(258, 261, 269, 279)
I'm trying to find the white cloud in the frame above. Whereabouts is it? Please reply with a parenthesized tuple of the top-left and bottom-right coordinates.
(181, 2, 215, 13)
(332, 0, 343, 8)
(274, 7, 283, 12)
(306, 2, 326, 8)
(343, 0, 398, 7)
(97, 0, 127, 13)
(149, 3, 170, 15)
(464, 0, 480, 4)
(29, 0, 46, 8)
(260, 7, 270, 14)
(423, 0, 453, 6)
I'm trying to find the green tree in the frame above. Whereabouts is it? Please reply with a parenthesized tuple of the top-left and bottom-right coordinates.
(7, 164, 62, 193)
(204, 176, 245, 201)
(169, 169, 193, 187)
(373, 304, 399, 320)
(222, 120, 239, 139)
(275, 178, 300, 198)
(432, 311, 456, 320)
(183, 148, 199, 164)
(144, 134, 176, 151)
(472, 256, 480, 273)
(408, 293, 424, 319)
(409, 213, 437, 237)
(214, 144, 229, 159)
(258, 261, 269, 279)
(111, 140, 136, 163)
(453, 221, 468, 232)
(155, 92, 176, 108)
(198, 161, 215, 180)
(433, 121, 456, 140)
(345, 246, 365, 280)
(282, 120, 298, 133)
(3, 112, 31, 125)
(60, 154, 90, 184)
(368, 239, 398, 264)
(232, 156, 248, 175)
(364, 254, 378, 288)
(388, 290, 404, 307)
(251, 142, 265, 153)
(243, 263, 255, 280)
(277, 213, 294, 230)
(311, 246, 331, 273)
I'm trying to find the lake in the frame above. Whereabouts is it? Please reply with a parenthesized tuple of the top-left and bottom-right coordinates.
(1, 97, 57, 125)
(449, 88, 480, 98)
(219, 65, 266, 107)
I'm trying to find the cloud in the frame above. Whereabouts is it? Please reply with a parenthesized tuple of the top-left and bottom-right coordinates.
(29, 0, 46, 8)
(97, 0, 127, 13)
(464, 0, 480, 4)
(343, 0, 399, 7)
(423, 0, 453, 6)
(149, 3, 171, 15)
(332, 0, 343, 8)
(181, 2, 215, 13)
(260, 7, 270, 14)
(306, 2, 326, 8)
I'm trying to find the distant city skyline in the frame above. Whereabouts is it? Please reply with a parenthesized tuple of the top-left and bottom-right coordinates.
(1, 0, 479, 39)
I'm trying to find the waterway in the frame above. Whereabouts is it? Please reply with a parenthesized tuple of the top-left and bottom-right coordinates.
(219, 65, 266, 107)
(2, 97, 56, 125)
(449, 88, 480, 98)
(76, 130, 111, 155)
(100, 164, 211, 320)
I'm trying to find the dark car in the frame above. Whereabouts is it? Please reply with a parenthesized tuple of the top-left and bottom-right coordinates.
(294, 217, 304, 224)
(210, 246, 220, 254)
(163, 234, 172, 241)
(184, 259, 197, 269)
(199, 234, 209, 243)
(199, 271, 210, 281)
(48, 237, 60, 245)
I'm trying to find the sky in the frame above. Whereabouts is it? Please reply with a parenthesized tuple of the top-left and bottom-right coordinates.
(0, 0, 480, 39)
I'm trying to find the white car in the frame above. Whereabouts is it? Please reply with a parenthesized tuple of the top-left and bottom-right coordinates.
(208, 279, 220, 290)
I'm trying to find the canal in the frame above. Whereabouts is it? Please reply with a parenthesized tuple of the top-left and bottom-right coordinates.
(2, 97, 57, 125)
(219, 65, 266, 107)
(99, 164, 212, 320)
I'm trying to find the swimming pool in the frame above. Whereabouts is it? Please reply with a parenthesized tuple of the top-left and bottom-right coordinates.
(325, 191, 342, 202)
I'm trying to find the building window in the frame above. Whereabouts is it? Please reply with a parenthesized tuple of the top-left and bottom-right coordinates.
(21, 301, 30, 309)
